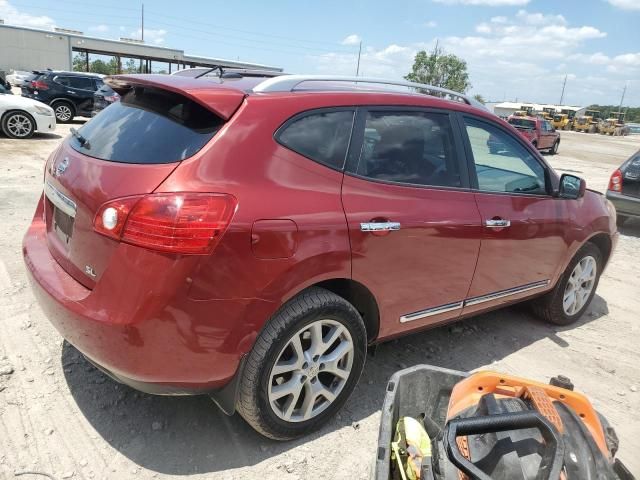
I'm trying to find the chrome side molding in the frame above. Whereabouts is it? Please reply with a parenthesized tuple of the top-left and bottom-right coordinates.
(399, 280, 550, 323)
(400, 301, 463, 323)
(464, 280, 550, 307)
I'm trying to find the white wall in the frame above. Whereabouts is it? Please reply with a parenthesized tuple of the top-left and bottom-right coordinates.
(1, 27, 71, 71)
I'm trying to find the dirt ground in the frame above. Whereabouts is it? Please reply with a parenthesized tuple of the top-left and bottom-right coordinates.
(1, 123, 639, 480)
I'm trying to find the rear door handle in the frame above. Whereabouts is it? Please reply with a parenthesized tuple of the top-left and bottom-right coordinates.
(360, 221, 401, 232)
(485, 219, 511, 228)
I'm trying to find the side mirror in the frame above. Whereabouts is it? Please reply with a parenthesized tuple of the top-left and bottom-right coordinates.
(558, 174, 586, 199)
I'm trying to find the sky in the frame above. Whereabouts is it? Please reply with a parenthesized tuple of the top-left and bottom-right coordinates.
(1, 0, 639, 106)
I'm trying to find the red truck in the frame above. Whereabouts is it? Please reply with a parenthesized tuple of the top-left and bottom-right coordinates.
(504, 115, 560, 154)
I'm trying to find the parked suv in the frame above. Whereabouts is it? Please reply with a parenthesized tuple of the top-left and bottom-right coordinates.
(23, 74, 617, 440)
(506, 115, 560, 153)
(22, 70, 104, 122)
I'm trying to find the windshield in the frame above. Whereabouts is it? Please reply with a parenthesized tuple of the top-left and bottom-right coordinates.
(69, 86, 224, 164)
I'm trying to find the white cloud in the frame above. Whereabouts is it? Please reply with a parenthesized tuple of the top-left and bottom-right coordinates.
(0, 0, 55, 28)
(433, 0, 530, 5)
(341, 34, 361, 46)
(424, 20, 438, 28)
(311, 9, 637, 105)
(606, 0, 640, 10)
(89, 24, 109, 33)
(130, 28, 167, 45)
(516, 10, 566, 26)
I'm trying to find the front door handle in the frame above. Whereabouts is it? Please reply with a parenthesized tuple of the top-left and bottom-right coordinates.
(485, 219, 511, 228)
(360, 221, 401, 232)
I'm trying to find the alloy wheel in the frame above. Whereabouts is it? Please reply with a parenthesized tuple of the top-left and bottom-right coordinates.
(55, 104, 73, 122)
(268, 319, 354, 423)
(563, 255, 597, 315)
(6, 113, 33, 138)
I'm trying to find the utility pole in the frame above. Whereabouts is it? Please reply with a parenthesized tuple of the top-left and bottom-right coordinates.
(559, 74, 567, 105)
(618, 83, 627, 112)
(141, 3, 144, 42)
(355, 41, 362, 76)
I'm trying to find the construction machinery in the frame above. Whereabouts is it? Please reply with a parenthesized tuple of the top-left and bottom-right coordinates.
(540, 107, 556, 121)
(574, 109, 602, 133)
(375, 365, 635, 480)
(599, 112, 630, 136)
(552, 109, 576, 130)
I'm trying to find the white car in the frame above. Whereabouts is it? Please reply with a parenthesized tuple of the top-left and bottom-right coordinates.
(5, 70, 35, 88)
(0, 87, 56, 138)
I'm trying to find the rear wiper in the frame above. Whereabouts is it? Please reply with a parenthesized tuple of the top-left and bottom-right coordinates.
(70, 128, 90, 149)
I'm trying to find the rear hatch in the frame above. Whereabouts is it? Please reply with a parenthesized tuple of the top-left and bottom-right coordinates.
(621, 155, 640, 198)
(43, 77, 245, 288)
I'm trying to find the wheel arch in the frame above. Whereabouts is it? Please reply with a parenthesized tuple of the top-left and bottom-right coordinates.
(587, 232, 613, 267)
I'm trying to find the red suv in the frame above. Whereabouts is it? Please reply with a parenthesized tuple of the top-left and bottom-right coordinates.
(23, 74, 617, 440)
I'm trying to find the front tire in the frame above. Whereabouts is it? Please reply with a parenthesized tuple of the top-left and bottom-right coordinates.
(236, 287, 367, 440)
(1, 111, 35, 139)
(532, 243, 602, 326)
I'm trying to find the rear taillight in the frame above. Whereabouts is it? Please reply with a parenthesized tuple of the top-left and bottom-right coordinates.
(608, 169, 623, 192)
(94, 193, 237, 254)
(32, 80, 49, 90)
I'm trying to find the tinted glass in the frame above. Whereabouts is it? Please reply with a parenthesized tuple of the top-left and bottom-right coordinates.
(278, 110, 354, 169)
(0, 83, 7, 94)
(356, 111, 461, 188)
(54, 76, 71, 87)
(508, 118, 536, 129)
(69, 86, 223, 164)
(465, 117, 546, 194)
(67, 77, 94, 90)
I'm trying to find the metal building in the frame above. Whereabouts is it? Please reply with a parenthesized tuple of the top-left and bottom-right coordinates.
(488, 101, 585, 120)
(0, 23, 282, 74)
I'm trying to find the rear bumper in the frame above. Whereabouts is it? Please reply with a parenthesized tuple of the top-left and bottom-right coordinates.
(22, 201, 247, 395)
(606, 190, 640, 218)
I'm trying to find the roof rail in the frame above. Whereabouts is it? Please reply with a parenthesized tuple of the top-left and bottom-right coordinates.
(252, 75, 486, 110)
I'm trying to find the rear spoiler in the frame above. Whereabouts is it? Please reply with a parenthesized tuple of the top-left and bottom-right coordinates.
(105, 74, 247, 120)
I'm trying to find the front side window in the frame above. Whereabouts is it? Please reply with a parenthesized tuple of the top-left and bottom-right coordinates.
(277, 110, 354, 170)
(464, 117, 547, 195)
(355, 111, 461, 188)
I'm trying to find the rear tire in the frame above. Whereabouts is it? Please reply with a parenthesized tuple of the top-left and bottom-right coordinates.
(236, 287, 367, 440)
(51, 100, 75, 123)
(531, 243, 602, 326)
(550, 140, 559, 155)
(1, 111, 35, 139)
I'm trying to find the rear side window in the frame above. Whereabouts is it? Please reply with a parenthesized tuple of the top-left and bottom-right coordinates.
(68, 77, 94, 90)
(356, 111, 461, 188)
(277, 110, 354, 170)
(69, 86, 224, 164)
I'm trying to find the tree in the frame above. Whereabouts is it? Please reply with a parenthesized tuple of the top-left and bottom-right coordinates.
(72, 53, 87, 72)
(405, 44, 471, 93)
(123, 58, 141, 74)
(473, 94, 486, 104)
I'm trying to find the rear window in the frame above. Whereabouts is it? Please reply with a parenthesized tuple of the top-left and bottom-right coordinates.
(69, 86, 224, 164)
(508, 118, 536, 129)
